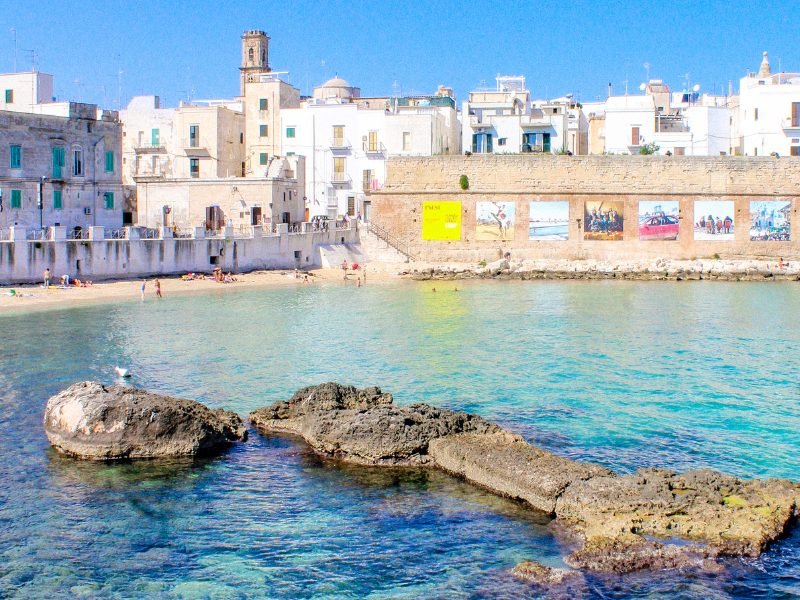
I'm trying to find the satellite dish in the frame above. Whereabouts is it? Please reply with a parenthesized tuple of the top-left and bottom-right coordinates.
(639, 83, 647, 91)
(692, 84, 701, 92)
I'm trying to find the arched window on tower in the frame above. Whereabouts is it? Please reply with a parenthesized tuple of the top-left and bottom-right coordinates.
(248, 47, 254, 63)
(262, 49, 266, 65)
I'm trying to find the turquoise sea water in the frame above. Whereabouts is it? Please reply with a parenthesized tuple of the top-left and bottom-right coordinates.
(0, 279, 799, 598)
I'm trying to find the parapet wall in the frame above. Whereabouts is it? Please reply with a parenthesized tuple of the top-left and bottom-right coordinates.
(371, 156, 800, 262)
(0, 225, 358, 284)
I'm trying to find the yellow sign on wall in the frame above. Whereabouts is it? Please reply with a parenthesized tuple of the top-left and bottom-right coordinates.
(422, 201, 462, 241)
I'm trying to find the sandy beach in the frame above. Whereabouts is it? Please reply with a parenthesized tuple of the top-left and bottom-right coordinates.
(0, 263, 409, 315)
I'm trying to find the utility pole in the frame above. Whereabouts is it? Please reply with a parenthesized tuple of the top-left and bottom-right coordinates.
(11, 28, 16, 72)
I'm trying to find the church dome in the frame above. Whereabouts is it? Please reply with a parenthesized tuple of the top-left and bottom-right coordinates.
(321, 77, 351, 89)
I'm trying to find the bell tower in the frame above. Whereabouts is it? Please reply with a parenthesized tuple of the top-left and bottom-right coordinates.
(240, 30, 271, 95)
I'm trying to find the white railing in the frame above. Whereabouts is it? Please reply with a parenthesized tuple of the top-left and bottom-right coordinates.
(109, 228, 127, 240)
(27, 228, 49, 240)
(67, 229, 90, 240)
(0, 228, 10, 241)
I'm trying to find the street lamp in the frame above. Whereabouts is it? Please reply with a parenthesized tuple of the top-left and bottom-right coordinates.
(38, 176, 47, 230)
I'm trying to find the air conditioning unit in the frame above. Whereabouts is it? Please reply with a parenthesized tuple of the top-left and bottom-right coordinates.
(84, 207, 92, 215)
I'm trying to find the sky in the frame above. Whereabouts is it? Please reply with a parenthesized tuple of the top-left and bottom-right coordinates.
(1, 0, 799, 109)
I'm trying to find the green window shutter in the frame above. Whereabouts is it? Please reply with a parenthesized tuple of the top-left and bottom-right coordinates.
(11, 189, 22, 209)
(259, 153, 268, 165)
(52, 147, 64, 178)
(10, 145, 21, 168)
(259, 124, 268, 137)
(105, 151, 114, 172)
(151, 128, 159, 146)
(4, 89, 12, 103)
(103, 192, 114, 209)
(259, 98, 268, 110)
(286, 127, 295, 138)
(53, 190, 62, 209)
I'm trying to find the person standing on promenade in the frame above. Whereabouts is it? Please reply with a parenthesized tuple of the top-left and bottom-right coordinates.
(140, 280, 146, 301)
(43, 268, 51, 288)
(155, 279, 162, 299)
(341, 259, 348, 280)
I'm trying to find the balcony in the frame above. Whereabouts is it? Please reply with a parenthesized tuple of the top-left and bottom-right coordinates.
(134, 142, 166, 154)
(330, 137, 351, 151)
(469, 115, 492, 128)
(655, 114, 689, 133)
(184, 143, 210, 157)
(781, 118, 800, 131)
(520, 115, 553, 128)
(331, 173, 351, 186)
(364, 141, 385, 155)
(521, 144, 550, 153)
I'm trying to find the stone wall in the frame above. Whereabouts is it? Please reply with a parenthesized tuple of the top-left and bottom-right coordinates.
(370, 156, 800, 262)
(0, 225, 358, 284)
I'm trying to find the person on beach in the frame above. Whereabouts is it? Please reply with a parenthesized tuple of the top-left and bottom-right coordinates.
(362, 264, 367, 283)
(341, 259, 348, 280)
(357, 277, 361, 288)
(43, 268, 51, 288)
(140, 280, 146, 300)
(155, 279, 162, 298)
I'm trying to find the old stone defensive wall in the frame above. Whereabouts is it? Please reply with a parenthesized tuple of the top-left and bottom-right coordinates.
(369, 155, 800, 262)
(0, 224, 357, 284)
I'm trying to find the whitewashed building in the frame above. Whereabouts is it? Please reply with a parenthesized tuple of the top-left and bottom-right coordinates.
(603, 80, 731, 156)
(461, 76, 585, 155)
(736, 52, 800, 157)
(281, 78, 459, 219)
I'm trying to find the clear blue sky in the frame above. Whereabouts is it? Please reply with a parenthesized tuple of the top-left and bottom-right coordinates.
(2, 0, 798, 109)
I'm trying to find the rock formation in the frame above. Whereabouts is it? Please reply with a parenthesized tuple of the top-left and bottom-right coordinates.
(45, 381, 247, 460)
(251, 382, 800, 576)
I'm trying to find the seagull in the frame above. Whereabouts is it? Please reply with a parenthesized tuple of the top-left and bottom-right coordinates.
(114, 366, 131, 378)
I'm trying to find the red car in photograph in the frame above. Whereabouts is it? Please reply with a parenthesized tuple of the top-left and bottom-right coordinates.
(639, 214, 679, 240)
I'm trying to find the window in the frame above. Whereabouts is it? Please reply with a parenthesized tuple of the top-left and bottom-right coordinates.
(248, 48, 254, 63)
(333, 125, 344, 146)
(10, 144, 21, 169)
(347, 196, 355, 216)
(631, 127, 640, 146)
(53, 190, 62, 210)
(259, 124, 268, 137)
(674, 147, 685, 156)
(72, 148, 83, 176)
(103, 192, 114, 209)
(286, 151, 295, 156)
(151, 128, 160, 146)
(402, 131, 411, 151)
(104, 151, 114, 173)
(190, 158, 199, 178)
(259, 98, 268, 111)
(189, 125, 199, 147)
(333, 157, 345, 181)
(754, 108, 759, 121)
(363, 169, 373, 190)
(4, 89, 12, 103)
(10, 189, 22, 209)
(792, 102, 800, 127)
(52, 146, 65, 178)
(286, 126, 296, 138)
(791, 146, 800, 157)
(498, 138, 507, 146)
(368, 131, 378, 152)
(259, 153, 268, 166)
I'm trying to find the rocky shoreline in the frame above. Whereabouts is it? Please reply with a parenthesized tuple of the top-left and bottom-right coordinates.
(403, 258, 800, 282)
(250, 383, 800, 581)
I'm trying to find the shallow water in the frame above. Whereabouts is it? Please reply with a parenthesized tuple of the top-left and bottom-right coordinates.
(0, 279, 798, 598)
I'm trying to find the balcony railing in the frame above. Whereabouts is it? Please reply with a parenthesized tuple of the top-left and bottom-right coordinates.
(331, 172, 351, 185)
(364, 141, 385, 154)
(330, 137, 351, 149)
(134, 142, 166, 153)
(781, 118, 800, 130)
(655, 114, 689, 133)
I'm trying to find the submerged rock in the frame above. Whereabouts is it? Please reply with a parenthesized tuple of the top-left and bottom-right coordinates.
(251, 382, 800, 576)
(44, 381, 247, 460)
(512, 560, 581, 586)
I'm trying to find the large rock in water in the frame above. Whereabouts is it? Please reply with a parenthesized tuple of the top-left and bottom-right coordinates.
(44, 381, 247, 460)
(251, 382, 800, 576)
(250, 382, 505, 465)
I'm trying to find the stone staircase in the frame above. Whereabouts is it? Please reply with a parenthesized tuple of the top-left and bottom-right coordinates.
(358, 222, 415, 263)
